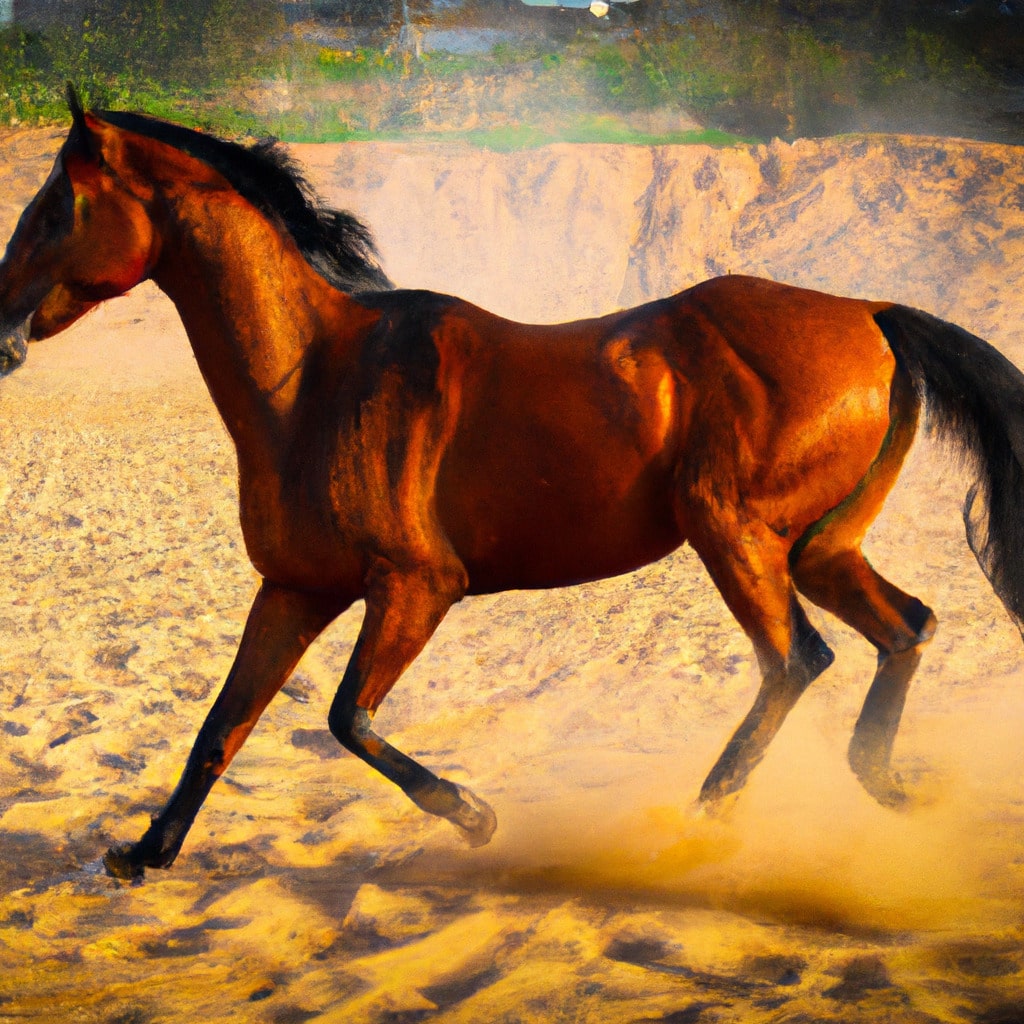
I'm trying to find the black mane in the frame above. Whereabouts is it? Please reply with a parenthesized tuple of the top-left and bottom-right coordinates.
(97, 109, 392, 294)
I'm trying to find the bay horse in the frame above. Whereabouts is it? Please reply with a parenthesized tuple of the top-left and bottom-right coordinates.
(2, 90, 1024, 881)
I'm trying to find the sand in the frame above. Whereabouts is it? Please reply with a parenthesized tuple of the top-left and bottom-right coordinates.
(0, 126, 1023, 1023)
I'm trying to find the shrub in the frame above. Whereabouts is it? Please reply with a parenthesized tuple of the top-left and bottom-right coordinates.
(0, 0, 284, 123)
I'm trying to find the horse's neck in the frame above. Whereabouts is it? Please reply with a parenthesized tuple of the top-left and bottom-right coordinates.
(151, 190, 339, 457)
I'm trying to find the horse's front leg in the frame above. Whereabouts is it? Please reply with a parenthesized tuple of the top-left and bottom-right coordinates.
(103, 582, 346, 879)
(327, 559, 497, 848)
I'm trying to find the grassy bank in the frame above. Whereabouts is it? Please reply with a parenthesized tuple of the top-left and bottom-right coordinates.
(0, 1, 1016, 144)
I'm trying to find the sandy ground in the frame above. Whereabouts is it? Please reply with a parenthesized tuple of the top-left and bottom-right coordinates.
(1, 128, 1023, 1023)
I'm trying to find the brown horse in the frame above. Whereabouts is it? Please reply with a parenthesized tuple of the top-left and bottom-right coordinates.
(2, 90, 1023, 880)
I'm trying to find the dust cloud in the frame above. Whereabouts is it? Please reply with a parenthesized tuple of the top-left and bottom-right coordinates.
(398, 673, 1023, 937)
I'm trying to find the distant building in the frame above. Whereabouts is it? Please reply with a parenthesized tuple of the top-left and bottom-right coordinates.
(3, 0, 89, 28)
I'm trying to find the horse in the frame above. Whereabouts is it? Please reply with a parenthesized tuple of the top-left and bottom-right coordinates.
(2, 88, 1023, 881)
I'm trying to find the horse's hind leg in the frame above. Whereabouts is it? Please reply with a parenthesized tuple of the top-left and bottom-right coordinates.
(327, 560, 498, 847)
(691, 520, 836, 805)
(793, 542, 935, 807)
(790, 384, 935, 807)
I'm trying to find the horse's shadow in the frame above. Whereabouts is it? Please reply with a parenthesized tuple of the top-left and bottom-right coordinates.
(0, 828, 101, 897)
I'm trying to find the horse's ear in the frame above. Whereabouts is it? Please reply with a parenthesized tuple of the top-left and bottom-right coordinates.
(66, 82, 85, 126)
(65, 82, 101, 164)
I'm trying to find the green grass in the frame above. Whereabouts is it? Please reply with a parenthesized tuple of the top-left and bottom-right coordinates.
(0, 5, 1005, 145)
(252, 121, 755, 149)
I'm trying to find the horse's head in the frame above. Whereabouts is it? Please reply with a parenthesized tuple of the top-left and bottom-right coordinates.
(0, 86, 159, 374)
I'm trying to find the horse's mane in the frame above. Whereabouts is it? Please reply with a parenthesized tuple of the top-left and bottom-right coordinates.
(97, 109, 392, 294)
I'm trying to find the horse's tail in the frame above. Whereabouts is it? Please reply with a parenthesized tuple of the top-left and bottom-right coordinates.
(874, 305, 1024, 634)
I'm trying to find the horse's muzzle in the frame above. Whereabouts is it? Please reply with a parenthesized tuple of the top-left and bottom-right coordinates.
(0, 319, 29, 375)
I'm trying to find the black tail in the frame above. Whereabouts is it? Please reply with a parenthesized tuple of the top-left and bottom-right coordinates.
(874, 305, 1024, 634)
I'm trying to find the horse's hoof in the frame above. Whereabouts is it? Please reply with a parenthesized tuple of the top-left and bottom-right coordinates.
(409, 777, 497, 847)
(692, 789, 739, 820)
(696, 765, 745, 813)
(103, 842, 147, 880)
(449, 784, 497, 848)
(852, 765, 911, 810)
(849, 742, 913, 810)
(865, 782, 910, 810)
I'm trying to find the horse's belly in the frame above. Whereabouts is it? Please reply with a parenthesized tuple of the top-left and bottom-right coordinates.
(459, 530, 682, 594)
(437, 457, 683, 594)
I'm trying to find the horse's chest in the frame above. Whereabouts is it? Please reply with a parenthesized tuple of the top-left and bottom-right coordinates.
(237, 381, 458, 591)
(237, 465, 365, 594)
